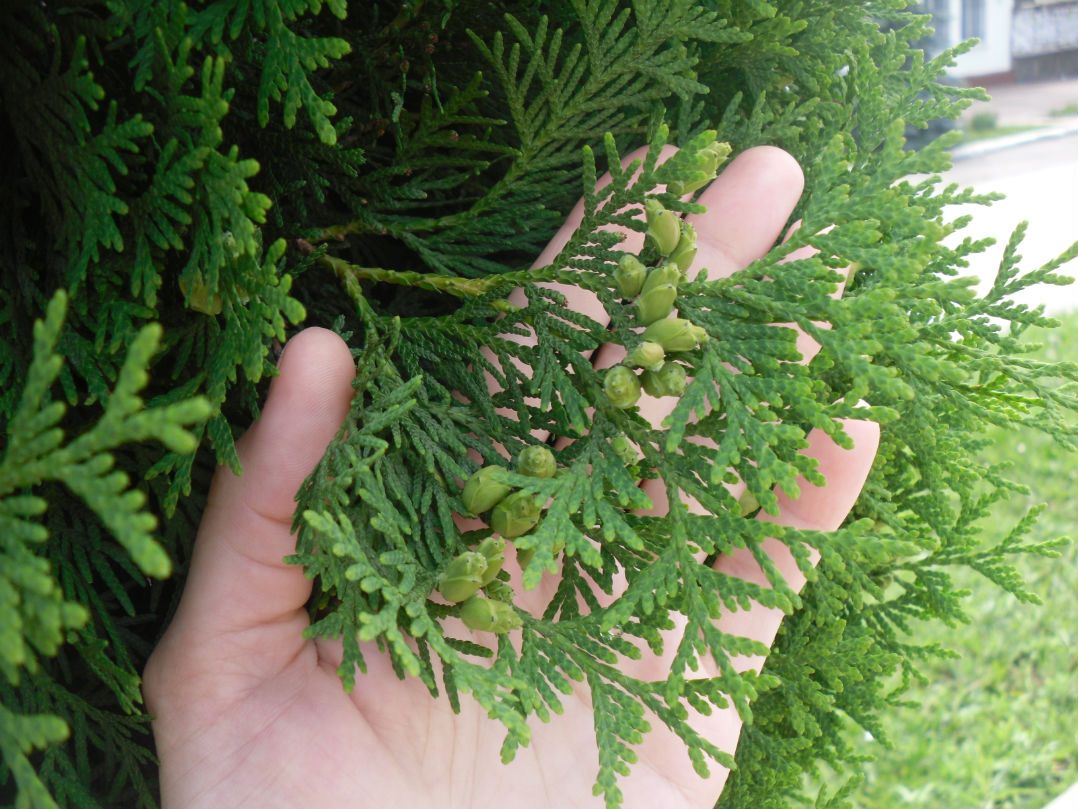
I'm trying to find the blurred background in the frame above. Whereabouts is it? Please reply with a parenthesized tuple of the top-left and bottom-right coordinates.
(807, 3, 1077, 807)
(915, 0, 1077, 316)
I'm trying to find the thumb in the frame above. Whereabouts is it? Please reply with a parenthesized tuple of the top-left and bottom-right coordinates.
(177, 327, 355, 635)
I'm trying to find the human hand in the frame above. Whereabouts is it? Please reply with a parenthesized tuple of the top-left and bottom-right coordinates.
(143, 146, 879, 808)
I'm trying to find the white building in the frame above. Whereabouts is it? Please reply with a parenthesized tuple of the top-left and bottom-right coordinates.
(920, 0, 1078, 81)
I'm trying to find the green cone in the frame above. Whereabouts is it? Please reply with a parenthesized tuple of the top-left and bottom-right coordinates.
(604, 365, 642, 409)
(665, 140, 730, 197)
(179, 273, 223, 316)
(490, 491, 542, 539)
(666, 162, 715, 198)
(476, 535, 507, 586)
(517, 445, 556, 479)
(702, 140, 732, 163)
(461, 596, 522, 633)
(641, 318, 709, 352)
(625, 341, 665, 372)
(642, 363, 688, 397)
(668, 222, 697, 275)
(438, 551, 488, 603)
(640, 263, 681, 297)
(635, 283, 677, 325)
(645, 199, 680, 256)
(461, 465, 512, 515)
(737, 488, 760, 517)
(610, 434, 638, 466)
(614, 254, 647, 298)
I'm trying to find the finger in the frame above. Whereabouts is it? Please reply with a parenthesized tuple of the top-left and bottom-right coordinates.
(714, 417, 882, 648)
(687, 145, 806, 281)
(176, 327, 356, 635)
(777, 221, 847, 365)
(622, 418, 880, 799)
(615, 416, 880, 645)
(766, 418, 881, 534)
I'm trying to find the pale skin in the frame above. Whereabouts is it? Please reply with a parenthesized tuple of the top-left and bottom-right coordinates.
(143, 146, 881, 808)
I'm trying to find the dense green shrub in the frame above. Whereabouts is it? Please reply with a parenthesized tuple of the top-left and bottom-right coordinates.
(1, 1, 1075, 807)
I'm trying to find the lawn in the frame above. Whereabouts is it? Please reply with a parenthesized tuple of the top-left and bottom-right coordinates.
(956, 124, 1041, 144)
(806, 316, 1078, 808)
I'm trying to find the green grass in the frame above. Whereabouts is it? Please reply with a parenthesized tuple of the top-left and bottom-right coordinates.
(956, 124, 1041, 144)
(807, 317, 1078, 809)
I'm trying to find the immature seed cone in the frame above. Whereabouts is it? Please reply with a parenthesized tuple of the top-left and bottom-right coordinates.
(702, 140, 732, 163)
(642, 362, 688, 397)
(476, 535, 507, 586)
(666, 163, 715, 198)
(668, 222, 698, 275)
(610, 434, 639, 466)
(640, 263, 681, 297)
(460, 596, 523, 633)
(490, 491, 542, 539)
(482, 578, 516, 603)
(461, 465, 512, 515)
(517, 445, 556, 479)
(666, 141, 729, 196)
(665, 177, 703, 198)
(641, 318, 709, 352)
(179, 274, 223, 316)
(644, 199, 680, 256)
(603, 365, 642, 409)
(625, 341, 665, 372)
(635, 283, 677, 325)
(438, 551, 488, 603)
(614, 254, 647, 298)
(737, 488, 761, 517)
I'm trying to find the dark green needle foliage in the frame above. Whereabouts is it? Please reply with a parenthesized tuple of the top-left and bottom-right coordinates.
(0, 0, 1075, 807)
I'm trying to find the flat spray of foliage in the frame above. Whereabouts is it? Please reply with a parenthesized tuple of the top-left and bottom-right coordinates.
(1, 1, 1075, 807)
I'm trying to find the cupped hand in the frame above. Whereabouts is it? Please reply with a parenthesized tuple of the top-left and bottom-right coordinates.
(143, 146, 879, 809)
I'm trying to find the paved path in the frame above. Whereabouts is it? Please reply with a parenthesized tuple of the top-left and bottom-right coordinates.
(961, 76, 1078, 128)
(938, 133, 1078, 316)
(1045, 780, 1078, 809)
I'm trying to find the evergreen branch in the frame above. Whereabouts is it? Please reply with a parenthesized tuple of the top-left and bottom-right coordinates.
(4, 2, 1077, 806)
(0, 701, 69, 809)
(0, 291, 211, 685)
(321, 254, 516, 299)
(190, 0, 351, 143)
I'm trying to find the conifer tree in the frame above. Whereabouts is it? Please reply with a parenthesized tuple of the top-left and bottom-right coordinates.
(1, 1, 1074, 807)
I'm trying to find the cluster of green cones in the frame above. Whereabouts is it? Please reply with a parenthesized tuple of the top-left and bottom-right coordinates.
(442, 446, 560, 632)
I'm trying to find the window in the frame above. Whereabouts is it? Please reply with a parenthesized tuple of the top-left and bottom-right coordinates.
(962, 0, 986, 39)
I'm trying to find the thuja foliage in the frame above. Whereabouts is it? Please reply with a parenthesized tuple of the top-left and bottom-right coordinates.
(1, 0, 1075, 806)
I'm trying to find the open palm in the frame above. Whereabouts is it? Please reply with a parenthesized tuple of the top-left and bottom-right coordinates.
(143, 147, 880, 808)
